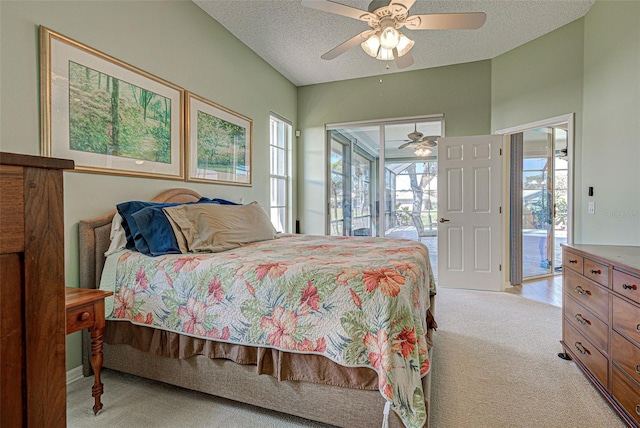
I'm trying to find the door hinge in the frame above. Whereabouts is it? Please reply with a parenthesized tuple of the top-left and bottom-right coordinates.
(499, 148, 502, 156)
(499, 264, 502, 271)
(499, 206, 502, 214)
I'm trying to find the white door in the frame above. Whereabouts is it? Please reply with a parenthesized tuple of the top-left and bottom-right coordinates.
(437, 135, 503, 290)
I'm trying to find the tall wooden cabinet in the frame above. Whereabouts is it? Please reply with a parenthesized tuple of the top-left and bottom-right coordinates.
(561, 243, 640, 427)
(0, 152, 74, 427)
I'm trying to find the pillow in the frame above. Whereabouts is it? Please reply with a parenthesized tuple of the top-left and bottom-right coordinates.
(130, 204, 183, 256)
(117, 198, 214, 255)
(104, 213, 127, 257)
(211, 198, 242, 205)
(163, 201, 277, 253)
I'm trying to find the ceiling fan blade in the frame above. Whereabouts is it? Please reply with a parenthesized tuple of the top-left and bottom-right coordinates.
(405, 12, 487, 30)
(389, 0, 416, 15)
(302, 0, 376, 23)
(321, 30, 374, 60)
(398, 141, 417, 150)
(419, 136, 440, 147)
(393, 49, 414, 69)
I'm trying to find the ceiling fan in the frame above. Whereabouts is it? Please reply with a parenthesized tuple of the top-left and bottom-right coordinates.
(392, 124, 439, 149)
(301, 0, 486, 69)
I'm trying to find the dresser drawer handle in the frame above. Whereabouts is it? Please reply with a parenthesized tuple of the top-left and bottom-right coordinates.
(574, 342, 590, 356)
(589, 269, 601, 275)
(77, 311, 90, 322)
(636, 364, 640, 375)
(622, 283, 638, 291)
(574, 286, 591, 296)
(574, 314, 591, 326)
(637, 324, 640, 333)
(636, 404, 640, 416)
(568, 259, 578, 264)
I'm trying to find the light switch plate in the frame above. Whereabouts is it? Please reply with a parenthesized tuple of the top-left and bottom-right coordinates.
(588, 201, 595, 214)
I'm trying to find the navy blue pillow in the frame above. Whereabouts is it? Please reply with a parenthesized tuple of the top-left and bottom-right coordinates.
(117, 201, 162, 252)
(130, 203, 183, 256)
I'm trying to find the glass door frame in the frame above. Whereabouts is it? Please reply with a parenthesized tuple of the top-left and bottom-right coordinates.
(325, 115, 444, 237)
(496, 113, 574, 283)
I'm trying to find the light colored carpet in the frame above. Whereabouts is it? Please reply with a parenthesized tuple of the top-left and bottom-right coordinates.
(67, 287, 625, 428)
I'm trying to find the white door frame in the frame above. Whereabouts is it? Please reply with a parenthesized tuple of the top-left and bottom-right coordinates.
(495, 113, 575, 287)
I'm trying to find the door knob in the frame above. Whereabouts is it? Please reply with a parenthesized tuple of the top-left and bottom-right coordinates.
(439, 218, 450, 223)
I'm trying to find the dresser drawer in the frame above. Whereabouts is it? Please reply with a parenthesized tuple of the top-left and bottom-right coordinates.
(613, 269, 640, 306)
(564, 322, 608, 387)
(65, 303, 96, 334)
(564, 269, 609, 323)
(583, 258, 609, 288)
(564, 294, 608, 355)
(563, 250, 583, 274)
(611, 366, 640, 426)
(612, 332, 640, 385)
(612, 295, 640, 347)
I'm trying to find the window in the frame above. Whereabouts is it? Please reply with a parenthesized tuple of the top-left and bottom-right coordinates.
(269, 114, 292, 233)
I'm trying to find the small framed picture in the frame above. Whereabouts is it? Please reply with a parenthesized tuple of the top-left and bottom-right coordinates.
(185, 92, 252, 186)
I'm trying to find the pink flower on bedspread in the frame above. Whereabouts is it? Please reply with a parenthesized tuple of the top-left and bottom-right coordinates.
(299, 281, 320, 314)
(207, 326, 230, 340)
(114, 286, 135, 319)
(245, 281, 256, 296)
(336, 268, 359, 286)
(362, 268, 405, 297)
(393, 326, 417, 358)
(135, 266, 149, 292)
(260, 306, 298, 350)
(173, 256, 208, 273)
(207, 276, 224, 305)
(364, 330, 392, 372)
(297, 337, 326, 353)
(255, 262, 289, 281)
(178, 297, 207, 336)
(133, 312, 153, 324)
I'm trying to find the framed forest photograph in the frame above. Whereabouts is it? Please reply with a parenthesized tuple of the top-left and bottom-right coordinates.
(186, 92, 252, 186)
(40, 27, 184, 179)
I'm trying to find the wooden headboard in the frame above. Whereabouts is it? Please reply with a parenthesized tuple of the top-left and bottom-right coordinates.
(78, 188, 202, 291)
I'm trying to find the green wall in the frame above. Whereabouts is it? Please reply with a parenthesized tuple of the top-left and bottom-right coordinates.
(0, 0, 297, 370)
(297, 60, 492, 234)
(581, 0, 640, 244)
(491, 0, 640, 245)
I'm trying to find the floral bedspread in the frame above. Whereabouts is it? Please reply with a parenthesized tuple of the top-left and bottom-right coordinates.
(100, 234, 436, 428)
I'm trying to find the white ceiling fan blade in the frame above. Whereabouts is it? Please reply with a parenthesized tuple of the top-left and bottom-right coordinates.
(321, 30, 373, 60)
(405, 12, 487, 30)
(393, 49, 414, 69)
(419, 138, 439, 147)
(301, 0, 376, 23)
(389, 0, 416, 15)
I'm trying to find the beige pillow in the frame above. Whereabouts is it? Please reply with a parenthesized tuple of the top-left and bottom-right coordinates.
(163, 202, 277, 253)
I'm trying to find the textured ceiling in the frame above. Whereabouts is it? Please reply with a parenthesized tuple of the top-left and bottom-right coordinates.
(194, 0, 595, 87)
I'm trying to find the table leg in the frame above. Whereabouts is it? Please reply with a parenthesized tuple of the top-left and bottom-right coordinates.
(90, 326, 105, 414)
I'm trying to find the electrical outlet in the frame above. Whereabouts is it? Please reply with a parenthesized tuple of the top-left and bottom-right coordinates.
(588, 201, 595, 214)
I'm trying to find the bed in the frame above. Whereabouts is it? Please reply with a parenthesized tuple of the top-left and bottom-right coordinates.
(78, 188, 437, 428)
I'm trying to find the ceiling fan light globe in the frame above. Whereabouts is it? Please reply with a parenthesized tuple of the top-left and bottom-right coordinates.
(414, 147, 432, 157)
(380, 27, 400, 50)
(396, 34, 414, 56)
(361, 34, 381, 58)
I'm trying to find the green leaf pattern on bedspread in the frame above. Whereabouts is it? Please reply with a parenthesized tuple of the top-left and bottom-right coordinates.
(106, 234, 436, 428)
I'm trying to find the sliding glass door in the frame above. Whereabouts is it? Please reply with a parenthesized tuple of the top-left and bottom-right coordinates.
(326, 117, 443, 276)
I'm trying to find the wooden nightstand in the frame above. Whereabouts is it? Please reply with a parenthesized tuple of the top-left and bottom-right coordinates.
(65, 287, 113, 414)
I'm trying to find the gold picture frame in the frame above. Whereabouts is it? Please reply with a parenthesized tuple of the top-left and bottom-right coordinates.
(185, 91, 252, 186)
(39, 26, 184, 180)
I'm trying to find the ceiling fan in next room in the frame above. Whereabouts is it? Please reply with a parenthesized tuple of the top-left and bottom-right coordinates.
(301, 0, 486, 69)
(391, 124, 439, 157)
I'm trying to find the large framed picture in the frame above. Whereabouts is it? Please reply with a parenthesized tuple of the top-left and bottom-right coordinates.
(185, 92, 252, 186)
(40, 27, 184, 180)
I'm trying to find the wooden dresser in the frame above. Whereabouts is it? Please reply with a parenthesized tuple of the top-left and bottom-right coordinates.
(561, 243, 640, 427)
(0, 152, 74, 427)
